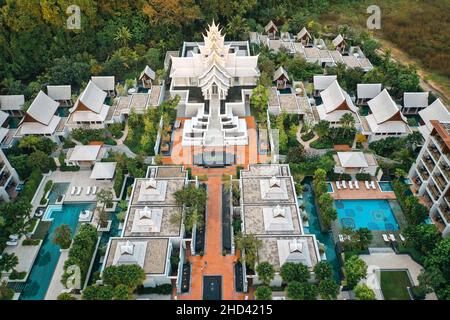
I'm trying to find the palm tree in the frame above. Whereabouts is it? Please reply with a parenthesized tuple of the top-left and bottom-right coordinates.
(114, 26, 132, 47)
(340, 113, 355, 135)
(226, 16, 249, 41)
(0, 253, 18, 273)
(314, 120, 330, 139)
(96, 188, 114, 228)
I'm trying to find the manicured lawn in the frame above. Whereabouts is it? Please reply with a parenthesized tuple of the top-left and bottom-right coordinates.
(380, 270, 412, 300)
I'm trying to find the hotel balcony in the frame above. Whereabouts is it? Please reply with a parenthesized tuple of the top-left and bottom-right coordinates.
(427, 183, 441, 201)
(439, 161, 450, 182)
(0, 169, 11, 187)
(433, 134, 446, 151)
(433, 172, 447, 192)
(427, 141, 441, 162)
(417, 165, 430, 181)
(438, 203, 450, 225)
(422, 154, 435, 173)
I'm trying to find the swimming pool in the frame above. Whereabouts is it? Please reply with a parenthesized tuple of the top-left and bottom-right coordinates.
(335, 199, 399, 231)
(379, 181, 394, 192)
(327, 182, 334, 193)
(20, 203, 95, 300)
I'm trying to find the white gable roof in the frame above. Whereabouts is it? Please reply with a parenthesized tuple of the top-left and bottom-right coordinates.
(27, 91, 59, 125)
(314, 75, 337, 91)
(47, 85, 72, 101)
(337, 152, 368, 168)
(0, 95, 25, 111)
(418, 98, 450, 133)
(265, 20, 278, 33)
(273, 66, 290, 82)
(332, 34, 345, 47)
(357, 83, 382, 100)
(297, 27, 311, 40)
(78, 81, 107, 113)
(68, 145, 101, 162)
(91, 76, 115, 91)
(404, 92, 429, 109)
(0, 111, 9, 126)
(140, 66, 156, 81)
(367, 89, 405, 124)
(320, 80, 356, 114)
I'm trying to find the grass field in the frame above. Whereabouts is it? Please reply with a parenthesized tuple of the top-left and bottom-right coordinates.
(380, 270, 413, 300)
(318, 0, 450, 102)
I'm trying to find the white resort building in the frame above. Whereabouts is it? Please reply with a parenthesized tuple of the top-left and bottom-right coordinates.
(238, 164, 321, 287)
(418, 98, 450, 140)
(169, 22, 259, 147)
(409, 120, 450, 238)
(0, 148, 20, 203)
(360, 89, 411, 142)
(15, 91, 67, 142)
(402, 92, 429, 115)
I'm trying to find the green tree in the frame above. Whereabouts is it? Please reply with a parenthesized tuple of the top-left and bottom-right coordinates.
(340, 113, 355, 135)
(354, 283, 376, 300)
(255, 285, 272, 300)
(280, 262, 310, 284)
(250, 85, 269, 115)
(102, 264, 146, 292)
(172, 185, 207, 232)
(0, 253, 18, 273)
(355, 228, 373, 250)
(317, 278, 340, 300)
(0, 282, 14, 300)
(114, 26, 132, 47)
(256, 262, 275, 286)
(313, 261, 333, 281)
(114, 284, 133, 300)
(285, 281, 317, 300)
(57, 292, 77, 300)
(235, 233, 262, 270)
(82, 285, 114, 300)
(96, 188, 114, 228)
(344, 256, 368, 289)
(404, 224, 440, 255)
(315, 121, 330, 139)
(52, 224, 72, 250)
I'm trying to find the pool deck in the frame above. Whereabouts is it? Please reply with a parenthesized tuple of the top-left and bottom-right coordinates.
(329, 182, 397, 200)
(45, 249, 69, 300)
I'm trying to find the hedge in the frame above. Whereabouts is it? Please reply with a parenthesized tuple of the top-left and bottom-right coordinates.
(20, 170, 43, 201)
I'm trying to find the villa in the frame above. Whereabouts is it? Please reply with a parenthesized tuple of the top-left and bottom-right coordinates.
(103, 166, 191, 288)
(332, 34, 347, 53)
(65, 145, 107, 168)
(169, 22, 259, 147)
(402, 92, 429, 115)
(47, 85, 73, 107)
(315, 80, 359, 126)
(333, 151, 379, 176)
(91, 76, 116, 97)
(297, 27, 312, 46)
(139, 66, 156, 89)
(0, 95, 25, 117)
(67, 80, 114, 129)
(239, 164, 321, 287)
(15, 91, 68, 142)
(409, 120, 450, 237)
(313, 75, 337, 97)
(360, 89, 411, 142)
(418, 98, 450, 140)
(356, 83, 382, 106)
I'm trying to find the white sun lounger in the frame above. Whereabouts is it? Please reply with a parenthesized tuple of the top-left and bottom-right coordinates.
(339, 234, 345, 242)
(382, 234, 389, 242)
(71, 186, 77, 195)
(365, 181, 371, 189)
(349, 181, 354, 189)
(336, 181, 341, 190)
(389, 234, 396, 242)
(354, 181, 360, 189)
(86, 186, 91, 196)
(76, 187, 82, 196)
(371, 181, 377, 189)
(399, 234, 406, 242)
(92, 186, 98, 195)
(342, 181, 347, 189)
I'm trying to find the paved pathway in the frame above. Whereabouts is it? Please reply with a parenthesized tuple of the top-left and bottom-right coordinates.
(177, 176, 245, 300)
(45, 250, 69, 300)
(296, 125, 318, 150)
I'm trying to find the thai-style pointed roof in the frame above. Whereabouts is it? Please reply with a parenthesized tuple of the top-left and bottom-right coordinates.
(297, 27, 311, 40)
(367, 89, 407, 124)
(332, 34, 345, 47)
(265, 20, 278, 33)
(273, 66, 290, 82)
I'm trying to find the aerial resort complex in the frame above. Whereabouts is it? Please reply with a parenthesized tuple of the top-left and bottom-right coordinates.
(0, 1, 449, 305)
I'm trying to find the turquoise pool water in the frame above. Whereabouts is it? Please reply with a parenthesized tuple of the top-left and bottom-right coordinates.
(302, 181, 341, 281)
(48, 183, 70, 204)
(379, 181, 394, 192)
(327, 182, 333, 193)
(335, 199, 399, 231)
(20, 203, 94, 300)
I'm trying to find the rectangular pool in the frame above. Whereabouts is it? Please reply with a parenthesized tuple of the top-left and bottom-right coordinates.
(379, 181, 394, 192)
(335, 199, 399, 231)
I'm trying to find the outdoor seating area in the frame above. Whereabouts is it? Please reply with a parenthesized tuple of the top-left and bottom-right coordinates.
(330, 180, 397, 200)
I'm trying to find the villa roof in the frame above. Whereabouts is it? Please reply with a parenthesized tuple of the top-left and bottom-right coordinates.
(77, 80, 107, 113)
(91, 76, 115, 91)
(357, 83, 382, 100)
(313, 75, 337, 91)
(273, 66, 290, 82)
(297, 27, 311, 40)
(140, 66, 156, 81)
(47, 85, 72, 101)
(367, 89, 407, 124)
(332, 34, 345, 47)
(68, 145, 102, 162)
(337, 152, 368, 168)
(418, 98, 450, 138)
(90, 162, 117, 180)
(265, 20, 278, 33)
(320, 80, 356, 114)
(0, 111, 9, 126)
(27, 91, 59, 125)
(0, 95, 25, 111)
(403, 92, 429, 109)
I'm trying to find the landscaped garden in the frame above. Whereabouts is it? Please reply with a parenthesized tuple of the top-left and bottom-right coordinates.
(380, 270, 412, 300)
